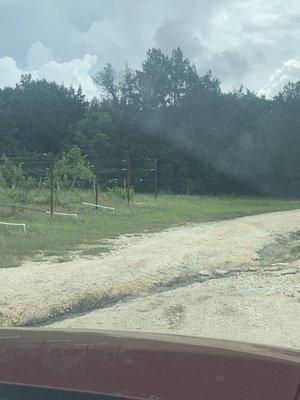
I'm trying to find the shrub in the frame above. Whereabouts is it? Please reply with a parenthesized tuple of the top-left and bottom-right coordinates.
(0, 156, 36, 190)
(53, 146, 94, 189)
(106, 186, 134, 201)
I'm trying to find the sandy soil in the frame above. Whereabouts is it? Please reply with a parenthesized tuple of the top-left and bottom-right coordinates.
(0, 210, 299, 348)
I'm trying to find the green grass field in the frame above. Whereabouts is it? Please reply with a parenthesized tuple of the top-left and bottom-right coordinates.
(0, 190, 299, 268)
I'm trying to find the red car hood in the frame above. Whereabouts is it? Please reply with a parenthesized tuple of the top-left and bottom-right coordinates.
(0, 328, 299, 400)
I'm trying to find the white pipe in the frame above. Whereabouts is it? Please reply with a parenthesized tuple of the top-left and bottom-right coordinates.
(46, 211, 78, 221)
(0, 221, 27, 233)
(82, 202, 115, 211)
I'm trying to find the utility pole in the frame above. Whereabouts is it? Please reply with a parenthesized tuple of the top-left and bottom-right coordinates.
(49, 153, 54, 218)
(154, 158, 158, 199)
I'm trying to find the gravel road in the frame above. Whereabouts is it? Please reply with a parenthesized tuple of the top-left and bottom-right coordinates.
(50, 268, 300, 349)
(1, 210, 299, 348)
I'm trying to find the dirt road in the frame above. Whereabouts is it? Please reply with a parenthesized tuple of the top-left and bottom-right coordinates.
(49, 268, 300, 349)
(1, 210, 299, 348)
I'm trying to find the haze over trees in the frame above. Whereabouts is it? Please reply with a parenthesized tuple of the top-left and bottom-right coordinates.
(0, 48, 299, 197)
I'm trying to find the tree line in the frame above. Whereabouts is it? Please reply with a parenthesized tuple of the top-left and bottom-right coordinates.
(0, 48, 299, 197)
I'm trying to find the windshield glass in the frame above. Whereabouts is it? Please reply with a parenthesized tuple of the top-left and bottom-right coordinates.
(0, 0, 299, 355)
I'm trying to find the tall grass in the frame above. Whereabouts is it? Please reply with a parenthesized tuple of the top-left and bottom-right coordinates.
(0, 189, 299, 268)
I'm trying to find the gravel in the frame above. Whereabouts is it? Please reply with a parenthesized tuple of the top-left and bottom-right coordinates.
(49, 271, 300, 349)
(0, 210, 299, 348)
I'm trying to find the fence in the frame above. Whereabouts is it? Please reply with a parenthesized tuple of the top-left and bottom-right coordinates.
(0, 153, 161, 218)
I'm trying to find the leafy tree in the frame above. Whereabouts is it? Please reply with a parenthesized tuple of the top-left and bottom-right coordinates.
(53, 146, 94, 189)
(94, 64, 119, 105)
(1, 48, 299, 197)
(0, 156, 35, 189)
(0, 74, 88, 154)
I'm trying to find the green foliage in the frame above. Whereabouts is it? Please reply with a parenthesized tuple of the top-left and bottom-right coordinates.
(93, 64, 119, 103)
(0, 156, 36, 190)
(74, 101, 119, 158)
(1, 192, 300, 269)
(5, 188, 33, 203)
(0, 74, 87, 154)
(53, 146, 94, 189)
(106, 186, 134, 201)
(91, 49, 300, 197)
(0, 170, 6, 188)
(0, 49, 299, 197)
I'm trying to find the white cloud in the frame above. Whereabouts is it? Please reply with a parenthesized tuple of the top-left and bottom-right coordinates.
(0, 57, 23, 88)
(259, 58, 300, 97)
(206, 0, 300, 90)
(79, 19, 127, 52)
(0, 0, 299, 92)
(26, 41, 55, 69)
(33, 55, 99, 99)
(0, 54, 100, 100)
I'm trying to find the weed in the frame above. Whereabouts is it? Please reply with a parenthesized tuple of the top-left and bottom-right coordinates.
(0, 191, 299, 268)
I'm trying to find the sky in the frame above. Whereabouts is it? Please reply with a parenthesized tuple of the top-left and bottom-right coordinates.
(0, 0, 299, 99)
